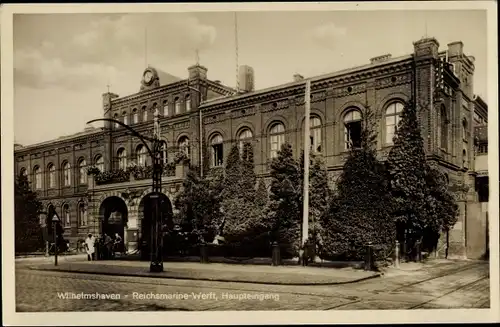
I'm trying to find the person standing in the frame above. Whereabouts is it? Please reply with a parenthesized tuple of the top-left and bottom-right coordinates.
(104, 233, 113, 259)
(84, 233, 95, 261)
(114, 233, 123, 254)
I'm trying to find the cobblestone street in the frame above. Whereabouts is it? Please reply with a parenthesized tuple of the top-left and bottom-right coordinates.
(15, 260, 490, 311)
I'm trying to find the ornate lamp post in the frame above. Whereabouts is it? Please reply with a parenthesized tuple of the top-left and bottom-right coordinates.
(52, 214, 60, 266)
(87, 108, 165, 272)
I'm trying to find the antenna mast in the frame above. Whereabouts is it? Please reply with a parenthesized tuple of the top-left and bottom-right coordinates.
(234, 12, 240, 93)
(145, 26, 148, 67)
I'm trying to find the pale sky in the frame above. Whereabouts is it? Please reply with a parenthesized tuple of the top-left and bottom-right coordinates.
(13, 10, 487, 146)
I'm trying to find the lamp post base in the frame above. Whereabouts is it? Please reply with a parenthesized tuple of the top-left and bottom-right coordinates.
(150, 262, 163, 272)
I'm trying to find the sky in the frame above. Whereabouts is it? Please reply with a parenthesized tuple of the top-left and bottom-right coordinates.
(13, 10, 488, 146)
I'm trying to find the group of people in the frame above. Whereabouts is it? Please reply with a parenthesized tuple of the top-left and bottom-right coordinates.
(84, 233, 124, 261)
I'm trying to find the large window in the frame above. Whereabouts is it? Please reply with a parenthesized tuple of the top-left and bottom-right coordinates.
(79, 203, 87, 227)
(185, 94, 191, 112)
(122, 111, 128, 125)
(20, 167, 27, 177)
(163, 100, 169, 116)
(136, 145, 147, 166)
(114, 113, 119, 129)
(33, 166, 42, 189)
(95, 155, 104, 172)
(79, 159, 87, 184)
(174, 97, 181, 115)
(142, 106, 148, 122)
(178, 137, 190, 157)
(63, 204, 70, 226)
(47, 163, 56, 188)
(117, 148, 127, 170)
(310, 117, 322, 152)
(160, 141, 168, 165)
(385, 102, 404, 144)
(269, 122, 285, 159)
(133, 109, 139, 124)
(462, 118, 469, 141)
(344, 109, 362, 149)
(62, 162, 71, 187)
(210, 134, 224, 167)
(238, 128, 253, 154)
(439, 105, 448, 150)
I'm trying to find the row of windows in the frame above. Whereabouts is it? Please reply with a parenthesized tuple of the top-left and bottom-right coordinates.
(113, 95, 192, 127)
(43, 203, 88, 227)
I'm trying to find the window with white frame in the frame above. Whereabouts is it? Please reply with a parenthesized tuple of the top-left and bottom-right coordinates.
(95, 155, 104, 172)
(114, 113, 120, 129)
(136, 145, 147, 166)
(142, 107, 148, 122)
(20, 167, 27, 177)
(63, 204, 70, 226)
(163, 100, 169, 116)
(34, 166, 42, 189)
(48, 163, 56, 188)
(160, 141, 168, 165)
(79, 159, 87, 184)
(269, 122, 285, 159)
(344, 110, 362, 149)
(133, 109, 139, 124)
(385, 102, 404, 144)
(210, 134, 224, 167)
(62, 162, 71, 186)
(178, 137, 190, 157)
(310, 117, 322, 152)
(185, 94, 191, 112)
(117, 148, 127, 170)
(123, 112, 128, 125)
(238, 128, 253, 154)
(175, 97, 181, 115)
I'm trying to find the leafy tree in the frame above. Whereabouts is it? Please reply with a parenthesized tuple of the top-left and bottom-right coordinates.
(386, 100, 430, 249)
(267, 143, 302, 257)
(321, 107, 396, 260)
(15, 174, 43, 253)
(255, 178, 269, 208)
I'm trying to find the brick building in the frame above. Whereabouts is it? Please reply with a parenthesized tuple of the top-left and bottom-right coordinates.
(14, 37, 489, 259)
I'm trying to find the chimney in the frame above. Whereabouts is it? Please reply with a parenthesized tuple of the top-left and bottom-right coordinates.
(293, 74, 304, 82)
(238, 65, 255, 93)
(370, 54, 392, 64)
(447, 41, 464, 58)
(413, 37, 440, 59)
(188, 64, 208, 80)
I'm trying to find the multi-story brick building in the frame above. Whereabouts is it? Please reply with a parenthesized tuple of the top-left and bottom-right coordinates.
(14, 37, 489, 259)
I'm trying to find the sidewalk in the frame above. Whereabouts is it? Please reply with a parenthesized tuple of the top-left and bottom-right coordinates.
(27, 259, 381, 285)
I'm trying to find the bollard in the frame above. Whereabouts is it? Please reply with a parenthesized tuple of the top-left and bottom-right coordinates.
(394, 240, 400, 268)
(364, 243, 374, 271)
(200, 243, 209, 264)
(271, 242, 281, 266)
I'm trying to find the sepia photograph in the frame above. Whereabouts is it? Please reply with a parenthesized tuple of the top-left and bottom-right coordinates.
(1, 1, 498, 325)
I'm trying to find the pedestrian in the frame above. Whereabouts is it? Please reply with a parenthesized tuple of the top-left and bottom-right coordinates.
(104, 233, 113, 259)
(114, 233, 123, 254)
(84, 233, 95, 261)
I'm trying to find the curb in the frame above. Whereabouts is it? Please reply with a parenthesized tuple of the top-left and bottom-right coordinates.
(29, 266, 381, 286)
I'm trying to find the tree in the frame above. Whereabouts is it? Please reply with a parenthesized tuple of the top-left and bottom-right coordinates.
(255, 178, 269, 208)
(386, 100, 429, 249)
(15, 174, 43, 253)
(267, 143, 302, 257)
(321, 107, 396, 260)
(174, 167, 222, 243)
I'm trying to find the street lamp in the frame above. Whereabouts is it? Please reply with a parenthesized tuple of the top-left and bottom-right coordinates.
(52, 214, 60, 266)
(87, 108, 165, 272)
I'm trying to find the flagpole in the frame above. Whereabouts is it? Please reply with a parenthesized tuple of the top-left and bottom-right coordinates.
(302, 79, 311, 248)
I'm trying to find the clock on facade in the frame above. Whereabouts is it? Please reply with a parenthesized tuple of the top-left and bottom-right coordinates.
(143, 70, 154, 84)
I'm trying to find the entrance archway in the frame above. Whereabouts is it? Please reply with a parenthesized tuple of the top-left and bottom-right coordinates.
(138, 193, 173, 260)
(99, 196, 128, 240)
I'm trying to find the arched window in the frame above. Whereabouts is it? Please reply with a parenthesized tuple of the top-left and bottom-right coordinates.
(439, 105, 448, 150)
(185, 94, 191, 112)
(113, 113, 119, 129)
(62, 162, 71, 187)
(136, 145, 147, 166)
(310, 117, 322, 152)
(462, 118, 469, 140)
(33, 166, 42, 189)
(47, 163, 56, 188)
(238, 128, 253, 153)
(63, 204, 70, 226)
(142, 106, 148, 122)
(210, 134, 224, 167)
(79, 203, 87, 227)
(117, 148, 127, 170)
(463, 149, 468, 168)
(19, 167, 27, 177)
(133, 109, 139, 124)
(79, 159, 87, 184)
(122, 111, 128, 125)
(269, 122, 285, 159)
(178, 136, 190, 157)
(163, 100, 169, 116)
(95, 155, 104, 172)
(385, 102, 404, 144)
(160, 141, 168, 165)
(174, 97, 181, 115)
(344, 109, 362, 149)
